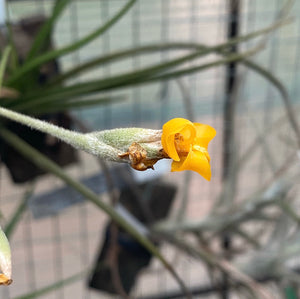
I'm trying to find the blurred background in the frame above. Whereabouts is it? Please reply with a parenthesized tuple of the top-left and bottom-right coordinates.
(0, 0, 300, 298)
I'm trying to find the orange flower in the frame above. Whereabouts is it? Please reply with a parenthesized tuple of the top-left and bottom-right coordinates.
(161, 118, 216, 180)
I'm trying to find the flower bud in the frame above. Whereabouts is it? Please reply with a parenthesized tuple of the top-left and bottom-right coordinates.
(0, 228, 12, 286)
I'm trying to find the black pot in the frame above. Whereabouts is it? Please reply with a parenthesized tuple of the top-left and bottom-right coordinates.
(0, 112, 78, 183)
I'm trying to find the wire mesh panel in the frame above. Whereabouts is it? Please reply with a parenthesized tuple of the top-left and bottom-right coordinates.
(1, 0, 300, 298)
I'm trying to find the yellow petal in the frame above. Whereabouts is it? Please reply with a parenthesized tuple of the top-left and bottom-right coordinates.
(194, 123, 216, 148)
(171, 149, 212, 180)
(161, 118, 195, 161)
(162, 134, 180, 161)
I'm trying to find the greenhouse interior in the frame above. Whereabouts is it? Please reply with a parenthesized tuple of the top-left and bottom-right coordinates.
(0, 0, 300, 298)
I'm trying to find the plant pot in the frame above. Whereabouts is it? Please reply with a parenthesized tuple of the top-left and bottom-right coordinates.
(0, 112, 78, 183)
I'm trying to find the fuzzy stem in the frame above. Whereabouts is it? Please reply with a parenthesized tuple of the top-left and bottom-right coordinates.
(0, 107, 163, 164)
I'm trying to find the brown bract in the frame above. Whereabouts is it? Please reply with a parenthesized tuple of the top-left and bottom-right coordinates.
(119, 142, 161, 171)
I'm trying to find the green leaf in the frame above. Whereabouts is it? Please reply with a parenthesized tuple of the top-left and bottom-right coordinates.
(49, 43, 209, 86)
(31, 95, 124, 114)
(13, 271, 85, 299)
(3, 5, 19, 72)
(26, 0, 71, 61)
(5, 16, 291, 114)
(16, 43, 261, 112)
(4, 187, 33, 239)
(48, 16, 291, 86)
(140, 44, 262, 82)
(243, 59, 300, 147)
(0, 46, 11, 90)
(7, 0, 137, 86)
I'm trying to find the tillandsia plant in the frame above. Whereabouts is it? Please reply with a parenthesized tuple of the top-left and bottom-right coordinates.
(0, 106, 216, 297)
(0, 0, 292, 116)
(0, 0, 293, 184)
(0, 107, 216, 180)
(0, 226, 12, 286)
(0, 0, 298, 298)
